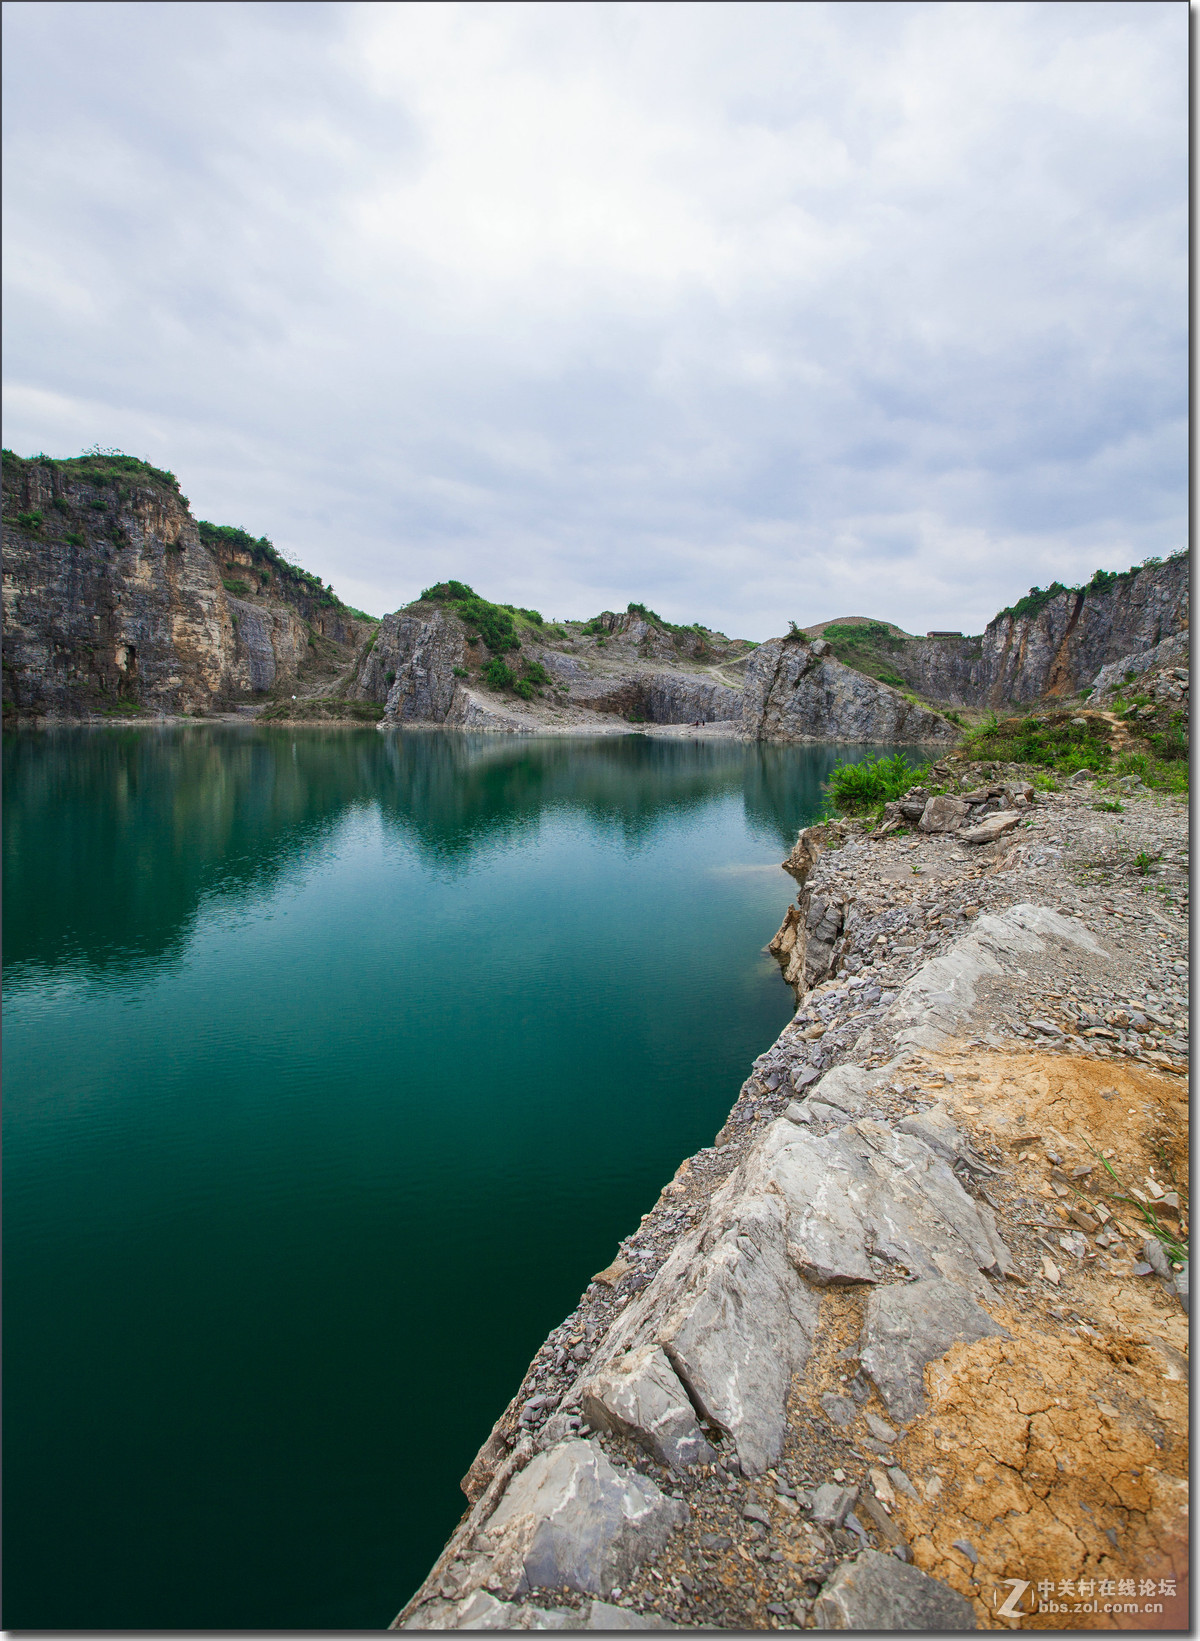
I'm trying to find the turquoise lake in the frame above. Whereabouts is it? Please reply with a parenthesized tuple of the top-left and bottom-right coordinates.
(3, 727, 914, 1628)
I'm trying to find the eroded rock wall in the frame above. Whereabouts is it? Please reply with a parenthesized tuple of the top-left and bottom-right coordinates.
(877, 556, 1189, 706)
(3, 459, 234, 717)
(2, 454, 361, 719)
(741, 637, 956, 743)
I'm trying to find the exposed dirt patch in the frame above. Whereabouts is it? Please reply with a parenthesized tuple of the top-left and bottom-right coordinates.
(866, 1045, 1189, 1630)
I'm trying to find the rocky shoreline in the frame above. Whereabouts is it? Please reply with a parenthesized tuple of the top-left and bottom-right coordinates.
(394, 765, 1188, 1632)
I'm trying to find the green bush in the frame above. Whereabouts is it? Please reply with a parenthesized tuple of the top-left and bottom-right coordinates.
(1115, 749, 1188, 795)
(962, 712, 1113, 774)
(385, 670, 396, 685)
(825, 752, 929, 814)
(223, 578, 252, 597)
(513, 678, 536, 700)
(1148, 716, 1188, 761)
(51, 495, 71, 512)
(16, 510, 43, 531)
(453, 666, 469, 677)
(420, 581, 520, 652)
(483, 657, 515, 691)
(66, 530, 86, 546)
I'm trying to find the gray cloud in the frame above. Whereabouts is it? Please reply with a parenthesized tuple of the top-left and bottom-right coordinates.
(2, 0, 1185, 635)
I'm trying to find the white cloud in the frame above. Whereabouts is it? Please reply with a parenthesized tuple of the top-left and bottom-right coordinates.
(2, 0, 1185, 634)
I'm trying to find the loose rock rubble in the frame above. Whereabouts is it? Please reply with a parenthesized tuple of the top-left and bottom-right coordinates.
(395, 764, 1187, 1632)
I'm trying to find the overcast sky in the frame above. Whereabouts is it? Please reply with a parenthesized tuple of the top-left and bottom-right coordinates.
(2, 1, 1186, 635)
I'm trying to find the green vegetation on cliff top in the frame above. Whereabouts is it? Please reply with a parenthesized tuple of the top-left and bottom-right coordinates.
(995, 549, 1188, 623)
(198, 520, 345, 612)
(3, 446, 185, 496)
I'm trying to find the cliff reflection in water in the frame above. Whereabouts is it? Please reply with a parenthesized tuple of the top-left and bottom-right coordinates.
(3, 727, 900, 980)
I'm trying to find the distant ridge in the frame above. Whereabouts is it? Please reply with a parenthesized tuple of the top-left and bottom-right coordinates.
(802, 615, 914, 639)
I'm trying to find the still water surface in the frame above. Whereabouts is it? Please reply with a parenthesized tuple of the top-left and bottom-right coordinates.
(4, 727, 909, 1627)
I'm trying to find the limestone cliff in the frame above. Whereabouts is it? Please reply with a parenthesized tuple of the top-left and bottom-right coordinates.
(741, 635, 957, 744)
(2, 452, 366, 720)
(838, 555, 1189, 707)
(354, 596, 745, 731)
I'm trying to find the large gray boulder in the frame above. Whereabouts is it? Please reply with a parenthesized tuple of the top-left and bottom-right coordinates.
(579, 1344, 715, 1470)
(815, 1550, 977, 1629)
(859, 1278, 1007, 1421)
(475, 1441, 686, 1600)
(918, 795, 969, 833)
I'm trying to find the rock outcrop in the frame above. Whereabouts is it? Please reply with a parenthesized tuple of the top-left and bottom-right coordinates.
(741, 635, 956, 744)
(356, 601, 744, 732)
(2, 453, 366, 720)
(872, 555, 1189, 706)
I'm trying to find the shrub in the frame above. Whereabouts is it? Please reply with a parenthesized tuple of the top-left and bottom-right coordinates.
(222, 578, 252, 597)
(385, 670, 396, 685)
(513, 678, 536, 700)
(66, 530, 86, 546)
(825, 752, 929, 814)
(452, 666, 469, 677)
(522, 659, 551, 687)
(1115, 749, 1188, 796)
(962, 711, 1113, 774)
(16, 511, 43, 531)
(1148, 716, 1188, 761)
(483, 657, 515, 691)
(52, 495, 71, 512)
(419, 580, 520, 652)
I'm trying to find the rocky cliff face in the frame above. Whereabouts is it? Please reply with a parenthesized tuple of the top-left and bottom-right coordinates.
(741, 636, 956, 743)
(355, 600, 744, 729)
(881, 555, 1189, 706)
(2, 453, 363, 720)
(359, 600, 955, 740)
(357, 605, 470, 724)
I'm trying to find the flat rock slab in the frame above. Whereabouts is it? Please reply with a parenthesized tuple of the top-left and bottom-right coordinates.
(815, 1549, 976, 1630)
(408, 1592, 680, 1630)
(887, 903, 1107, 1050)
(959, 809, 1022, 844)
(860, 1277, 1008, 1422)
(765, 1117, 1013, 1294)
(478, 1440, 686, 1600)
(581, 1106, 1011, 1477)
(579, 1344, 715, 1470)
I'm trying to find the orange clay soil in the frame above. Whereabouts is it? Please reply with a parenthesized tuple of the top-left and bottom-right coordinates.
(873, 1048, 1187, 1630)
